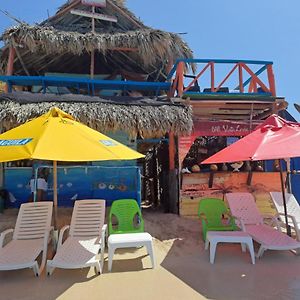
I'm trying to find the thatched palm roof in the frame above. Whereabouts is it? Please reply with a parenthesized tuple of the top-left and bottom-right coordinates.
(0, 92, 193, 138)
(0, 0, 194, 79)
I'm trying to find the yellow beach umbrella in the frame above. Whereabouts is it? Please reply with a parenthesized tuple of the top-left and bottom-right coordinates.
(0, 107, 144, 227)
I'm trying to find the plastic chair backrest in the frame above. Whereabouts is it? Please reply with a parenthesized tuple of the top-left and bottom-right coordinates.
(109, 199, 144, 234)
(198, 198, 229, 227)
(270, 192, 300, 223)
(226, 192, 263, 225)
(69, 199, 106, 238)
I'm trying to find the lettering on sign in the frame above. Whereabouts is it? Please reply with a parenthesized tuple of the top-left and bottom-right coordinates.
(0, 138, 32, 146)
(100, 140, 118, 146)
(193, 120, 259, 137)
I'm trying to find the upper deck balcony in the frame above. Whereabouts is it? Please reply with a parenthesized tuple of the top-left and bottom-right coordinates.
(0, 58, 287, 120)
(167, 58, 286, 120)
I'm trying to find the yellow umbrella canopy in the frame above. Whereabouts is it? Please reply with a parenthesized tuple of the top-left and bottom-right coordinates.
(0, 107, 144, 228)
(0, 107, 144, 162)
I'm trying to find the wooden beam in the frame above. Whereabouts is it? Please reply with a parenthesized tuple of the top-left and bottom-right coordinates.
(107, 0, 143, 28)
(267, 64, 276, 96)
(4, 46, 15, 93)
(169, 132, 175, 170)
(241, 63, 270, 93)
(210, 62, 215, 92)
(177, 62, 184, 97)
(215, 64, 238, 92)
(43, 0, 81, 23)
(14, 47, 30, 76)
(183, 63, 210, 92)
(238, 63, 244, 93)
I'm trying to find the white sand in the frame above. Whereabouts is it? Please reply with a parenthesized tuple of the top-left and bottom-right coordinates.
(0, 208, 300, 300)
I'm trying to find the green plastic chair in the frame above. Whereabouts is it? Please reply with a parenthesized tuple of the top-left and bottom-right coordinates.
(198, 198, 236, 241)
(109, 199, 144, 235)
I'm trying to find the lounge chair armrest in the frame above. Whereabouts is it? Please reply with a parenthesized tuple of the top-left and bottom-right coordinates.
(102, 224, 108, 235)
(0, 228, 14, 248)
(101, 224, 108, 245)
(261, 214, 276, 219)
(262, 214, 281, 230)
(231, 215, 246, 231)
(277, 212, 298, 228)
(277, 212, 297, 223)
(57, 225, 70, 249)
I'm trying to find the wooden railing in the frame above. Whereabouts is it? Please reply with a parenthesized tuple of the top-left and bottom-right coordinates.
(167, 59, 276, 97)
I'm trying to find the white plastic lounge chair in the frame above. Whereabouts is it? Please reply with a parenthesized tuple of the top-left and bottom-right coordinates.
(0, 201, 53, 276)
(270, 192, 300, 241)
(225, 192, 300, 257)
(47, 200, 106, 275)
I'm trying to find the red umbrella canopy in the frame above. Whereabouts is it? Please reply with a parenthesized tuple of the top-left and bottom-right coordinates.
(201, 114, 300, 164)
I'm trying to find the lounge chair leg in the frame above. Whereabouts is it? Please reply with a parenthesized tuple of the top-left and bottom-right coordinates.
(100, 246, 105, 273)
(241, 243, 246, 252)
(146, 241, 155, 269)
(32, 261, 40, 277)
(108, 247, 115, 272)
(46, 260, 55, 276)
(257, 246, 265, 258)
(95, 261, 101, 275)
(247, 242, 255, 264)
(209, 241, 217, 264)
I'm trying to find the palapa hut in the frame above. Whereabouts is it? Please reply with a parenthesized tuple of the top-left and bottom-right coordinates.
(0, 0, 195, 212)
(0, 0, 194, 79)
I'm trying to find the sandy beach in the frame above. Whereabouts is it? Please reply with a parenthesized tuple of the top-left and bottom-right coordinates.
(1, 208, 300, 300)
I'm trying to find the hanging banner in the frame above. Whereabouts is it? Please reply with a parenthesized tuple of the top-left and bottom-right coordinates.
(82, 0, 106, 7)
(178, 135, 197, 167)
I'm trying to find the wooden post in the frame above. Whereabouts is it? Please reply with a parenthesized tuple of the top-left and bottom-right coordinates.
(210, 62, 215, 92)
(279, 160, 291, 236)
(177, 62, 184, 97)
(90, 6, 95, 79)
(4, 46, 15, 93)
(169, 132, 175, 171)
(168, 132, 179, 214)
(238, 63, 244, 93)
(267, 64, 276, 96)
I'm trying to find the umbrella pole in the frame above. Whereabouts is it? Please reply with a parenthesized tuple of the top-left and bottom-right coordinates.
(279, 159, 291, 236)
(53, 161, 58, 231)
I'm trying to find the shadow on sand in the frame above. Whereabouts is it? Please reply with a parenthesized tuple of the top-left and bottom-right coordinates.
(143, 211, 300, 300)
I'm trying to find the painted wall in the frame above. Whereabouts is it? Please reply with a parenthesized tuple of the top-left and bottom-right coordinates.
(180, 172, 282, 219)
(4, 166, 141, 208)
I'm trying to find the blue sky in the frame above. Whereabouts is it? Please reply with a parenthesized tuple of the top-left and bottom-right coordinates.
(0, 0, 299, 119)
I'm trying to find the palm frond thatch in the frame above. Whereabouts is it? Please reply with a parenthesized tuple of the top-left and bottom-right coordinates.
(0, 93, 193, 138)
(1, 24, 193, 68)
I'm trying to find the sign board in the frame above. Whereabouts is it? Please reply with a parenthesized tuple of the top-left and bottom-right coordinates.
(82, 0, 106, 7)
(178, 120, 261, 166)
(193, 120, 261, 137)
(71, 9, 118, 22)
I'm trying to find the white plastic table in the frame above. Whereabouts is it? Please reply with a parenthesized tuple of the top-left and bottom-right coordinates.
(205, 231, 255, 264)
(108, 232, 155, 272)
